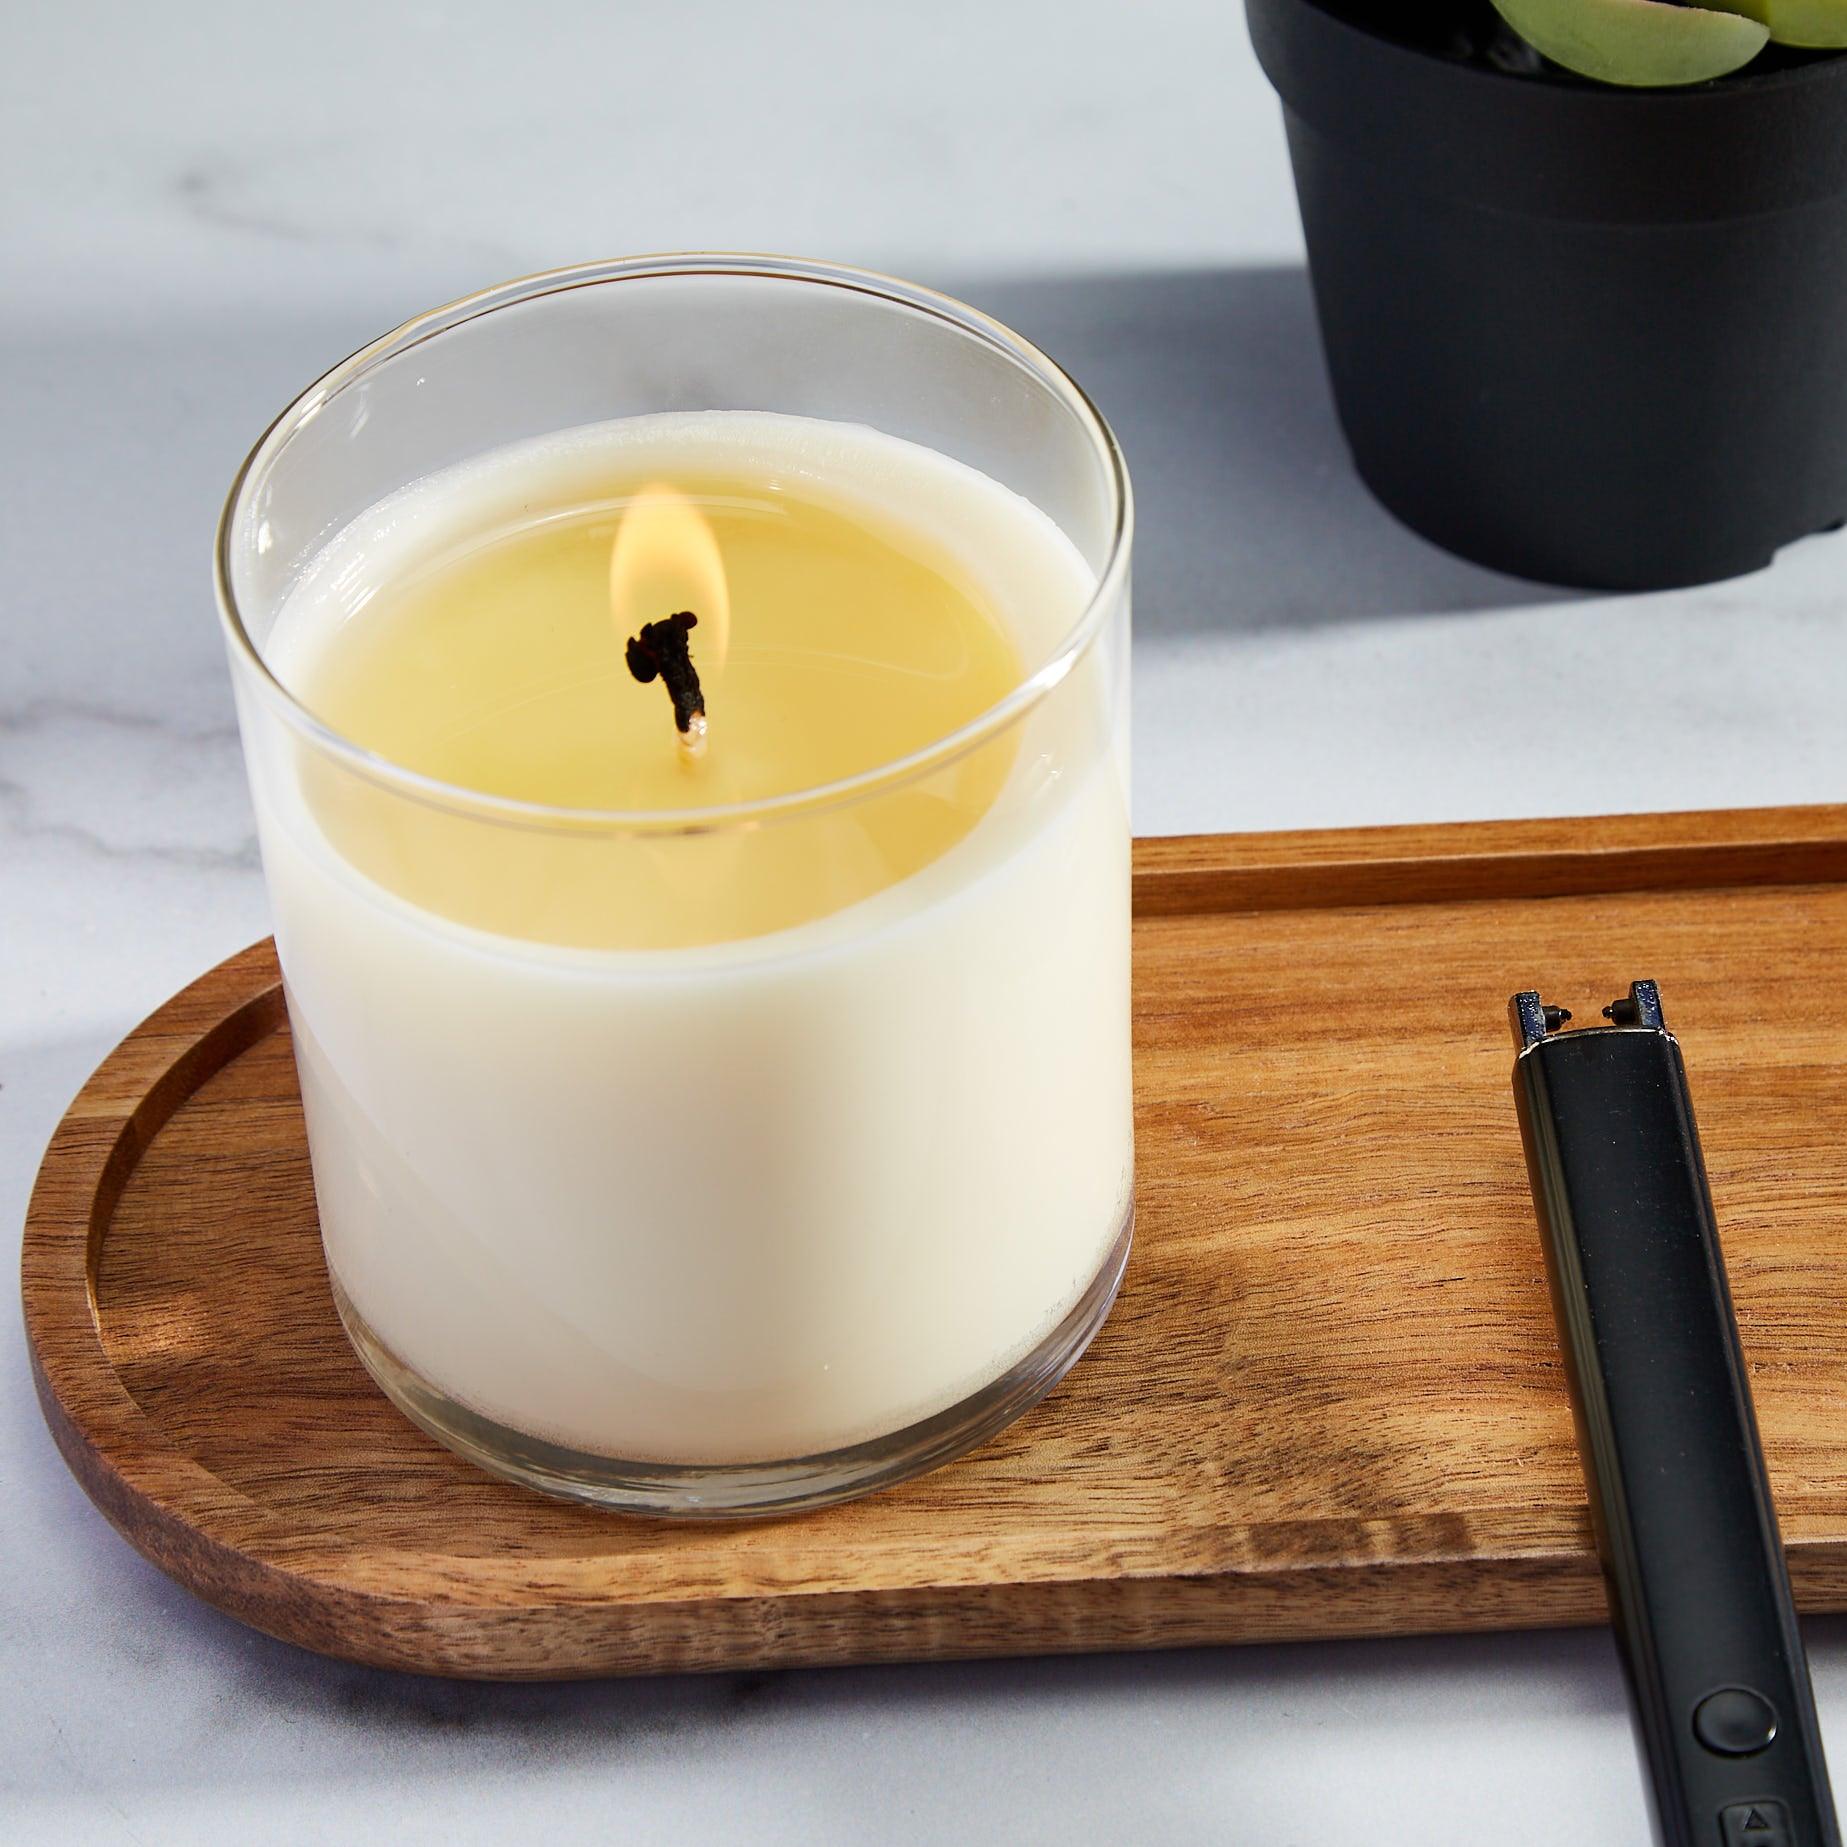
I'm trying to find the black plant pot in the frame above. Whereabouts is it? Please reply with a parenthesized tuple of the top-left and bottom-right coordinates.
(1247, 0, 1847, 590)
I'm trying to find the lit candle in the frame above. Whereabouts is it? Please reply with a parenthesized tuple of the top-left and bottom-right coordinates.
(219, 261, 1134, 1512)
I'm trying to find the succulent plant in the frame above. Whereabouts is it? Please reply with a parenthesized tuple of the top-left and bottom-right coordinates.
(1709, 0, 1847, 46)
(1491, 0, 1847, 84)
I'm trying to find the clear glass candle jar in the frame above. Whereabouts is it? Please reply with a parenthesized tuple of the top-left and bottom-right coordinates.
(216, 255, 1133, 1515)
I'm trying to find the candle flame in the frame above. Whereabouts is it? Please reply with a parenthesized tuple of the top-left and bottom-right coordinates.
(609, 484, 730, 676)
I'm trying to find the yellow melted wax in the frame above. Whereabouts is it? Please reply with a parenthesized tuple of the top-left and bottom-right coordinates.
(293, 476, 1024, 949)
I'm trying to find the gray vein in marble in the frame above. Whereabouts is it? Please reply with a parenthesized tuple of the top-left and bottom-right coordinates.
(0, 702, 257, 872)
(0, 777, 259, 875)
(174, 154, 403, 251)
(167, 149, 524, 281)
(0, 695, 241, 744)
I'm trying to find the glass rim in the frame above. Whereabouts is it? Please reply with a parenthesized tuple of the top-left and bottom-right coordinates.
(213, 252, 1133, 836)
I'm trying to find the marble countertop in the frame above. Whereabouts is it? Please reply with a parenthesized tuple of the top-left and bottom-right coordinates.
(5, 3, 1845, 1840)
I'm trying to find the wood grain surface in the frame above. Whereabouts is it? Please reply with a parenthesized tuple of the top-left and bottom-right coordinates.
(23, 803, 1847, 1679)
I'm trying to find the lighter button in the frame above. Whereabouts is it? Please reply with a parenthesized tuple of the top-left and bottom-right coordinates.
(1696, 1687, 1780, 1757)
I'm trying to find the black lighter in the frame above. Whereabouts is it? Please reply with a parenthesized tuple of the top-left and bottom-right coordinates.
(1510, 980, 1838, 1847)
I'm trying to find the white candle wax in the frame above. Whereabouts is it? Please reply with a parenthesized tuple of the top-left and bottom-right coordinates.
(245, 413, 1132, 1466)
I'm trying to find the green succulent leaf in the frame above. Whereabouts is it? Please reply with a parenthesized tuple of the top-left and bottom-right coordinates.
(1489, 0, 1770, 85)
(1699, 0, 1847, 48)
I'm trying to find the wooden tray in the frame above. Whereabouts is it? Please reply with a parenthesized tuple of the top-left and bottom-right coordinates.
(24, 804, 1847, 1680)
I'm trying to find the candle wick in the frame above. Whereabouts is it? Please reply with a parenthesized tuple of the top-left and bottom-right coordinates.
(624, 612, 707, 753)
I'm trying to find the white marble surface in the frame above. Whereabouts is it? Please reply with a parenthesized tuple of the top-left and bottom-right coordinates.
(4, 2, 1846, 1841)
